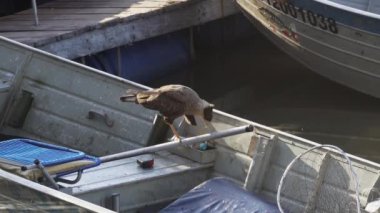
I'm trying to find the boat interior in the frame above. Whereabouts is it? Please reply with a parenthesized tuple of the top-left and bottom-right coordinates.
(0, 36, 379, 212)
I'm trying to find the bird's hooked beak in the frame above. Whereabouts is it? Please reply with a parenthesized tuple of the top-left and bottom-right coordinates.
(120, 95, 129, 102)
(119, 89, 139, 102)
(120, 95, 127, 102)
(203, 104, 214, 121)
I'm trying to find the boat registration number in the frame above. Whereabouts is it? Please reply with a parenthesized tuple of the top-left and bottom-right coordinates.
(260, 0, 338, 34)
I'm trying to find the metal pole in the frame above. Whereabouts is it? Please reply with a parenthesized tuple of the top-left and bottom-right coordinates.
(34, 160, 60, 189)
(32, 0, 39, 26)
(100, 125, 253, 163)
(21, 125, 253, 170)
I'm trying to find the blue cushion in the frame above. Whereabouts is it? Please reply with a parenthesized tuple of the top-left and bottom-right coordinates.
(0, 139, 99, 168)
(161, 177, 280, 213)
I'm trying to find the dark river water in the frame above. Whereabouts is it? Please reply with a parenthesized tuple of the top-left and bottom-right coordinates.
(152, 19, 380, 163)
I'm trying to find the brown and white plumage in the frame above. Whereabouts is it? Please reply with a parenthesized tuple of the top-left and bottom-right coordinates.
(120, 84, 214, 139)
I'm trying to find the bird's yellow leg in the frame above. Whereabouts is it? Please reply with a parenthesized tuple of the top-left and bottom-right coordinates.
(163, 118, 185, 143)
(169, 124, 182, 141)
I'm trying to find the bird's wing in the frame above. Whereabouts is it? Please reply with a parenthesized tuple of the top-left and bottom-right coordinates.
(137, 88, 186, 119)
(158, 86, 190, 104)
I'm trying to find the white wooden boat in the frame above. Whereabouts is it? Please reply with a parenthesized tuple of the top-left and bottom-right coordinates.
(236, 0, 380, 98)
(0, 36, 379, 212)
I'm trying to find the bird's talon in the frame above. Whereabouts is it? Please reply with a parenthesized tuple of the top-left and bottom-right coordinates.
(170, 135, 192, 147)
(170, 135, 184, 142)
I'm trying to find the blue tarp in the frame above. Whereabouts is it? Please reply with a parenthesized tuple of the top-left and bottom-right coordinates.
(161, 177, 280, 213)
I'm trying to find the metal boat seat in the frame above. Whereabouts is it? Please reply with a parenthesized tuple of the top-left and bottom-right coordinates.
(0, 138, 100, 189)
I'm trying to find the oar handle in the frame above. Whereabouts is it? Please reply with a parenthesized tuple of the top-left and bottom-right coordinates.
(100, 125, 253, 163)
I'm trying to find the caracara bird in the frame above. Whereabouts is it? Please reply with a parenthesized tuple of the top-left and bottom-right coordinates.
(120, 84, 214, 140)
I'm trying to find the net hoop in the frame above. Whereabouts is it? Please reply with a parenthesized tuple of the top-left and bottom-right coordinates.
(276, 144, 361, 213)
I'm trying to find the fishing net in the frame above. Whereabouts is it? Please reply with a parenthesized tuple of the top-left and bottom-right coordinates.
(276, 145, 361, 213)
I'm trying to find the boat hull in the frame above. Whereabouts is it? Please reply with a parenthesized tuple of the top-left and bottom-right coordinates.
(236, 0, 380, 98)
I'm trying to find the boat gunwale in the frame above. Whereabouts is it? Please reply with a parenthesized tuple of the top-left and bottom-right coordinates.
(0, 169, 115, 213)
(314, 0, 380, 20)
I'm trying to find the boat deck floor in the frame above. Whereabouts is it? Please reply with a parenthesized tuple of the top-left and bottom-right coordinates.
(0, 0, 238, 59)
(0, 0, 191, 46)
(61, 151, 212, 195)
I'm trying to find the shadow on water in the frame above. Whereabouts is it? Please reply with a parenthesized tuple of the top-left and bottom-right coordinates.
(151, 16, 380, 163)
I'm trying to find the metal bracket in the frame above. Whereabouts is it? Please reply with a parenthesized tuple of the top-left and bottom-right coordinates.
(55, 170, 83, 184)
(34, 159, 60, 190)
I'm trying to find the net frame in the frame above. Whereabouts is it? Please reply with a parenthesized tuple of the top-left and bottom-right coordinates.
(276, 144, 361, 213)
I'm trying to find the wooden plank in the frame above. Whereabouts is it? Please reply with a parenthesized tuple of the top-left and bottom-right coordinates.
(0, 19, 98, 31)
(38, 1, 180, 8)
(0, 14, 116, 21)
(0, 8, 157, 35)
(0, 0, 239, 57)
(10, 8, 159, 20)
(0, 31, 71, 45)
(41, 0, 238, 58)
(17, 8, 131, 15)
(0, 0, 182, 32)
(0, 31, 70, 39)
(42, 1, 182, 8)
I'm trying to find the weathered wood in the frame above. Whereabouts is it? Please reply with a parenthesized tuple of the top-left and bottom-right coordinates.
(0, 20, 97, 31)
(16, 8, 131, 15)
(39, 1, 177, 8)
(0, 31, 71, 45)
(1, 14, 118, 21)
(0, 0, 239, 58)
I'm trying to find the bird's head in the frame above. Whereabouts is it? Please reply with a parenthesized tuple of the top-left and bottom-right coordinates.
(203, 103, 214, 121)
